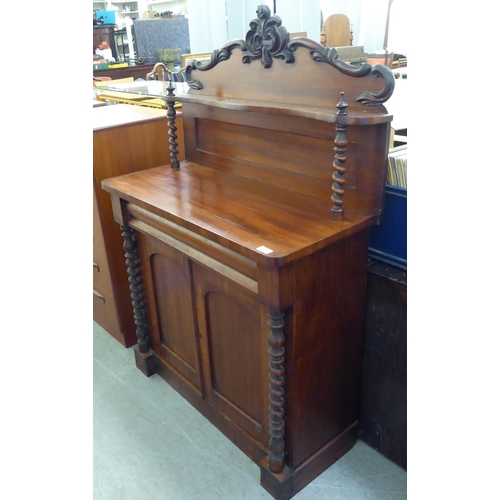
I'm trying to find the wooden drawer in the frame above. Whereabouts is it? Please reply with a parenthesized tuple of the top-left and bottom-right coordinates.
(93, 283, 120, 328)
(93, 188, 114, 293)
(93, 258, 114, 294)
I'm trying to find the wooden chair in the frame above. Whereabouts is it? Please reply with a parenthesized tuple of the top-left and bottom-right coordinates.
(145, 62, 172, 81)
(320, 14, 353, 47)
(174, 67, 186, 82)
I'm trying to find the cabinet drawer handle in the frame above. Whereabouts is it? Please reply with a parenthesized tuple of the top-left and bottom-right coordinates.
(93, 261, 100, 272)
(93, 290, 105, 303)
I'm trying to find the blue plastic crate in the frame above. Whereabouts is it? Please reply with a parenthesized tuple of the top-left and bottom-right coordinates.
(369, 185, 407, 269)
(95, 10, 116, 25)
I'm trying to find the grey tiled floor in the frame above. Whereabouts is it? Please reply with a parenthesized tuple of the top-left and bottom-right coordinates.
(93, 322, 407, 499)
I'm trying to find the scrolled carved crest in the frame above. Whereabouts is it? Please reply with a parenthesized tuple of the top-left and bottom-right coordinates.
(243, 5, 294, 67)
(185, 40, 247, 90)
(288, 38, 395, 105)
(185, 4, 395, 105)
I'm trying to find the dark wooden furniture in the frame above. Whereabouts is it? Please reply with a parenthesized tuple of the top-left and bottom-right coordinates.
(93, 105, 185, 347)
(102, 5, 395, 499)
(360, 259, 407, 470)
(93, 63, 156, 81)
(93, 25, 118, 60)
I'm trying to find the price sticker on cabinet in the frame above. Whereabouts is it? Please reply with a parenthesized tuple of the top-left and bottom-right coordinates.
(256, 246, 273, 254)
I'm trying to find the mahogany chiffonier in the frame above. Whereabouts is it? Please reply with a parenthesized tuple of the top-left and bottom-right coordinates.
(93, 105, 185, 347)
(102, 5, 395, 499)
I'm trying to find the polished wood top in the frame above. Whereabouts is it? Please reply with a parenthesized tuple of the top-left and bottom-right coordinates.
(102, 162, 376, 266)
(93, 104, 167, 131)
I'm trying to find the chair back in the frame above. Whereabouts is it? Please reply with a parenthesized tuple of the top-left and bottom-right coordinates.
(146, 62, 172, 81)
(174, 67, 186, 82)
(321, 14, 353, 47)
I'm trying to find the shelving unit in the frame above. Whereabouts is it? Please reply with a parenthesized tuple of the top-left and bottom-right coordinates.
(111, 1, 140, 26)
(94, 0, 187, 25)
(93, 0, 111, 17)
(144, 0, 186, 15)
(93, 2, 139, 59)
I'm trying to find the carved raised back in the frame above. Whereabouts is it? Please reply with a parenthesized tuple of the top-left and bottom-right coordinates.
(186, 46, 391, 113)
(172, 4, 395, 220)
(184, 5, 394, 111)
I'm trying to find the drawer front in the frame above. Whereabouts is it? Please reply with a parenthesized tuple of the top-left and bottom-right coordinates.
(93, 188, 114, 293)
(93, 284, 120, 329)
(93, 248, 113, 292)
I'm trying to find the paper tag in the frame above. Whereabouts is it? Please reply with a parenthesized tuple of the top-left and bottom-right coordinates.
(256, 246, 273, 254)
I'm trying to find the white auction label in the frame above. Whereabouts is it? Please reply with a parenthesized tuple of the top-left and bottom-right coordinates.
(256, 246, 273, 254)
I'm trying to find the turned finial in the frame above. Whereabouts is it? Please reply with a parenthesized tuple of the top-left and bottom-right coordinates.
(166, 80, 176, 96)
(336, 91, 348, 116)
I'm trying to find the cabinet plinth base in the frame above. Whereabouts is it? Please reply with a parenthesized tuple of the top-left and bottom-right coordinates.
(260, 422, 359, 500)
(260, 461, 294, 500)
(134, 347, 157, 377)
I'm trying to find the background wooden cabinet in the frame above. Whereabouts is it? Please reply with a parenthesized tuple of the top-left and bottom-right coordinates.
(93, 63, 155, 81)
(93, 25, 118, 59)
(359, 260, 407, 470)
(93, 105, 185, 346)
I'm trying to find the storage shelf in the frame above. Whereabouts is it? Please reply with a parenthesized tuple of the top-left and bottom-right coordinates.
(166, 93, 393, 126)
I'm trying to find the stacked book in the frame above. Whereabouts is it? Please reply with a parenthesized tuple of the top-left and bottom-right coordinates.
(386, 145, 407, 189)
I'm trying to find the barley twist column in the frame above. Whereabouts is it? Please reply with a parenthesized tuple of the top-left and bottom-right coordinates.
(121, 223, 150, 353)
(267, 309, 286, 473)
(331, 91, 349, 220)
(166, 80, 180, 170)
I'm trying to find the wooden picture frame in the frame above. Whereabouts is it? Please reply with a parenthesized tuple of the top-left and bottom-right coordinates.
(180, 52, 212, 68)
